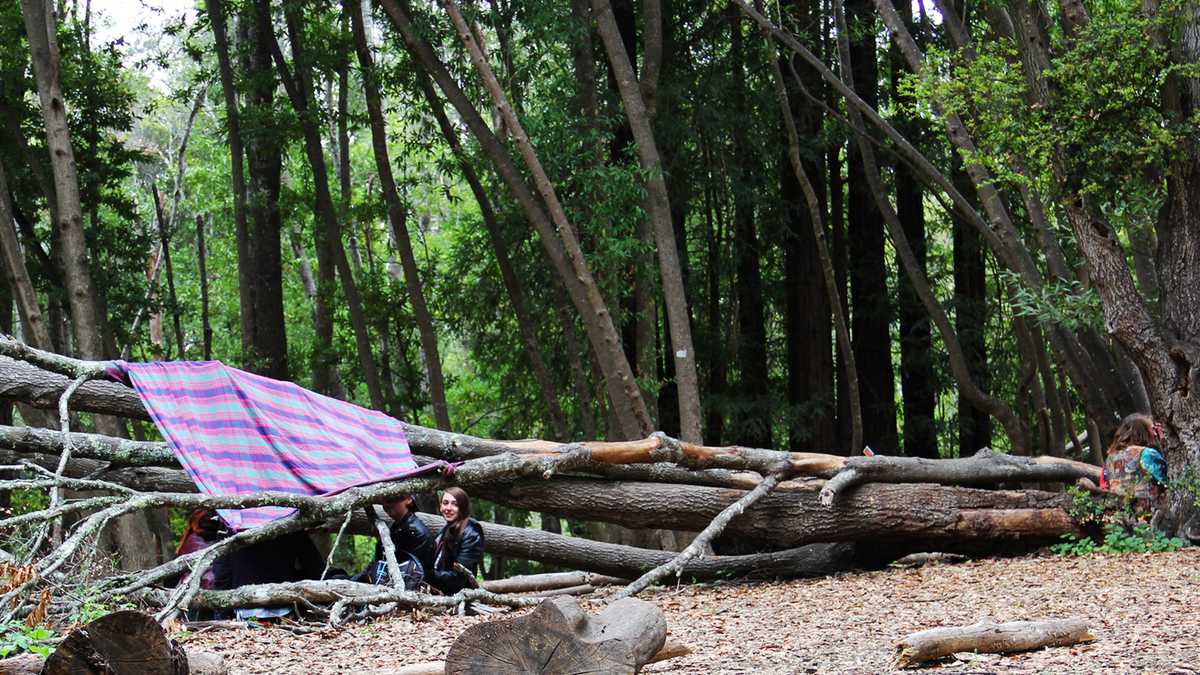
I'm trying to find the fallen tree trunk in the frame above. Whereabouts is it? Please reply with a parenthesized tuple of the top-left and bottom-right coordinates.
(444, 597, 666, 674)
(893, 618, 1096, 668)
(468, 478, 1079, 547)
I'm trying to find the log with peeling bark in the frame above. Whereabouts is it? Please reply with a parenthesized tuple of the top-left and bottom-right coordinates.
(445, 596, 666, 674)
(479, 571, 627, 594)
(892, 618, 1096, 668)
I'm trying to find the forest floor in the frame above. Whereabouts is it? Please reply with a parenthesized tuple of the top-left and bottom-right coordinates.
(185, 547, 1200, 674)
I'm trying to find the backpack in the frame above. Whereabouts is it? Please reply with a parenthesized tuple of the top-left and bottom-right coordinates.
(372, 551, 425, 590)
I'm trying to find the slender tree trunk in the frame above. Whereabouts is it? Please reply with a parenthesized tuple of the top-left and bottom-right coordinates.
(952, 165, 991, 456)
(845, 0, 897, 453)
(196, 215, 212, 361)
(349, 3, 451, 426)
(19, 0, 104, 362)
(781, 0, 833, 452)
(404, 69, 569, 439)
(239, 3, 289, 381)
(891, 0, 936, 458)
(723, 7, 772, 449)
(206, 0, 254, 368)
(702, 134, 726, 446)
(151, 186, 185, 360)
(0, 160, 53, 350)
(269, 1, 385, 409)
(380, 0, 650, 439)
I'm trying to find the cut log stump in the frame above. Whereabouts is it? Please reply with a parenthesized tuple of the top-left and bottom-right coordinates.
(444, 597, 666, 674)
(40, 610, 189, 675)
(893, 618, 1096, 668)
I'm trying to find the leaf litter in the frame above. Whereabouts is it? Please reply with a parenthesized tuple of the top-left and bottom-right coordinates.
(186, 548, 1200, 673)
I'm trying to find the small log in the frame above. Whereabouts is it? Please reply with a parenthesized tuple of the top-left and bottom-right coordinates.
(479, 571, 626, 594)
(444, 596, 666, 674)
(893, 618, 1096, 668)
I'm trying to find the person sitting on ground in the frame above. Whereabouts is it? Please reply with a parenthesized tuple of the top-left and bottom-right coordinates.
(1101, 412, 1169, 520)
(428, 487, 484, 595)
(357, 494, 435, 588)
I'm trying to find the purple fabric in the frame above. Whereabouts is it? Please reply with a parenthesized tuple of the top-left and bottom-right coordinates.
(111, 360, 443, 530)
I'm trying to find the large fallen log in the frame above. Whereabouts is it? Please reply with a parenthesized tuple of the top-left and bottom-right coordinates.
(444, 597, 666, 674)
(892, 618, 1096, 668)
(469, 477, 1079, 547)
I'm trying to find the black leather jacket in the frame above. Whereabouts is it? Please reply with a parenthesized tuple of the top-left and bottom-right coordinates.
(428, 519, 484, 594)
(373, 511, 436, 573)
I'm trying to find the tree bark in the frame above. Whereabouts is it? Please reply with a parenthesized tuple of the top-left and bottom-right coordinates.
(238, 2, 290, 381)
(350, 1, 450, 427)
(591, 0, 703, 443)
(0, 159, 53, 350)
(893, 618, 1095, 668)
(204, 0, 253, 364)
(19, 0, 104, 362)
(724, 7, 772, 449)
(780, 0, 833, 453)
(196, 215, 212, 360)
(151, 185, 185, 359)
(845, 0, 897, 453)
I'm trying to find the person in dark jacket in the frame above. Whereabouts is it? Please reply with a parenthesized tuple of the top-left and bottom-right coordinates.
(428, 487, 484, 594)
(358, 494, 436, 585)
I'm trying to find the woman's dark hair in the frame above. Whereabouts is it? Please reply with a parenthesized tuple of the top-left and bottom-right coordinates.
(438, 487, 472, 560)
(1108, 413, 1155, 456)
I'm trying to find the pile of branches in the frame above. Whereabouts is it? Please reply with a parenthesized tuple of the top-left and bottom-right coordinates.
(0, 336, 1101, 626)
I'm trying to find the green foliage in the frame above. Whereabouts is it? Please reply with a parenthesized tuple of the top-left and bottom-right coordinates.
(1004, 272, 1104, 331)
(1064, 485, 1108, 525)
(1051, 523, 1186, 557)
(0, 622, 56, 659)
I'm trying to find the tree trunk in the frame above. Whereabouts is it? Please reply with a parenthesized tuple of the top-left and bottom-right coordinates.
(445, 597, 665, 675)
(592, 0, 700, 441)
(0, 159, 53, 350)
(19, 0, 104, 363)
(845, 0, 897, 453)
(238, 3, 289, 381)
(204, 0, 253, 364)
(891, 4, 936, 458)
(350, 2, 450, 426)
(725, 8, 772, 449)
(196, 215, 212, 361)
(952, 164, 991, 456)
(151, 186, 185, 360)
(780, 0, 833, 452)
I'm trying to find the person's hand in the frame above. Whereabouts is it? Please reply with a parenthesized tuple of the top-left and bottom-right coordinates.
(1152, 420, 1165, 444)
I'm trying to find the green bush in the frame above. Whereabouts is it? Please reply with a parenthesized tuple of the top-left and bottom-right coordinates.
(1051, 522, 1185, 557)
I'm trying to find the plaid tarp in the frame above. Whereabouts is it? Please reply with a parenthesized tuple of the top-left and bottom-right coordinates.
(108, 360, 445, 530)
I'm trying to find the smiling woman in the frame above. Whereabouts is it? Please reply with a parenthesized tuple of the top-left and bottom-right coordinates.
(428, 487, 485, 595)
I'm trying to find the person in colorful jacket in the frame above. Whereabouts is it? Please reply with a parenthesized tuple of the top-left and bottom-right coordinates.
(1101, 413, 1169, 518)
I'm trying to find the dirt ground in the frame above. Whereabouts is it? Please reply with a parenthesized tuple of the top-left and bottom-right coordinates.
(186, 548, 1200, 674)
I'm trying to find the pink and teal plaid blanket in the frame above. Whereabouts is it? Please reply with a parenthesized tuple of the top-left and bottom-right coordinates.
(108, 361, 444, 530)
